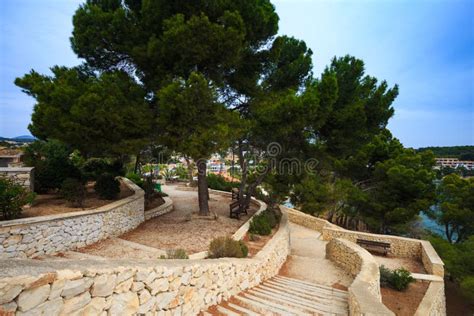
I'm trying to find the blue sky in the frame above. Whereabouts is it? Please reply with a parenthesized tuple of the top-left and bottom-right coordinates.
(0, 0, 473, 148)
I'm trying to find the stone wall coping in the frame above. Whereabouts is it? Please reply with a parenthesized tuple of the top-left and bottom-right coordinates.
(414, 281, 445, 316)
(420, 240, 444, 266)
(0, 177, 143, 229)
(0, 167, 34, 172)
(144, 196, 173, 215)
(0, 209, 289, 280)
(327, 238, 395, 316)
(411, 273, 444, 282)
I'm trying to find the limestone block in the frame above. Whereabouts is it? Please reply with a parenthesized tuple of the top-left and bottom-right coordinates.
(108, 292, 139, 316)
(0, 301, 17, 314)
(0, 284, 22, 304)
(114, 277, 133, 293)
(62, 291, 91, 314)
(148, 278, 169, 295)
(61, 278, 93, 299)
(92, 274, 116, 297)
(81, 297, 106, 315)
(17, 284, 50, 312)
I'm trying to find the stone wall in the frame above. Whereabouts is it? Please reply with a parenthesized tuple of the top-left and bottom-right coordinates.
(0, 213, 290, 315)
(0, 167, 34, 191)
(326, 238, 395, 316)
(414, 281, 446, 316)
(0, 178, 144, 259)
(144, 197, 174, 221)
(285, 207, 444, 277)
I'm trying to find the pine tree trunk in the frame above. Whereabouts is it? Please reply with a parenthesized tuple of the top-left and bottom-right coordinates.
(197, 160, 209, 216)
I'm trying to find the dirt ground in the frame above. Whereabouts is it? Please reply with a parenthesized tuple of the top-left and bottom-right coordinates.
(121, 185, 257, 254)
(145, 194, 165, 211)
(21, 181, 134, 218)
(373, 254, 426, 274)
(243, 229, 276, 257)
(381, 281, 429, 316)
(77, 238, 164, 260)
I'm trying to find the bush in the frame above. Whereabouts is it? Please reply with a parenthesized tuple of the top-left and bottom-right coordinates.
(379, 265, 415, 291)
(166, 249, 189, 259)
(207, 173, 239, 192)
(249, 214, 272, 235)
(94, 174, 120, 200)
(125, 172, 143, 187)
(0, 177, 36, 220)
(60, 178, 86, 207)
(142, 176, 155, 202)
(82, 158, 124, 181)
(23, 140, 82, 192)
(208, 237, 248, 258)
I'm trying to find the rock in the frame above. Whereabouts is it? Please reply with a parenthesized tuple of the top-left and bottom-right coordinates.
(155, 292, 177, 310)
(34, 298, 63, 316)
(148, 278, 169, 295)
(137, 297, 155, 314)
(131, 282, 144, 292)
(116, 270, 134, 284)
(92, 274, 116, 297)
(62, 291, 91, 314)
(61, 278, 93, 299)
(49, 279, 65, 300)
(114, 277, 133, 293)
(81, 297, 106, 315)
(139, 289, 151, 304)
(17, 284, 50, 312)
(108, 293, 139, 316)
(56, 270, 82, 280)
(0, 301, 17, 314)
(24, 273, 56, 290)
(180, 273, 191, 286)
(3, 235, 22, 246)
(0, 284, 22, 304)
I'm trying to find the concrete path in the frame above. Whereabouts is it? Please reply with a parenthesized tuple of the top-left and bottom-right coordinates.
(283, 223, 352, 289)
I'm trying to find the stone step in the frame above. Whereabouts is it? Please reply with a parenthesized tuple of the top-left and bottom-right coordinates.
(255, 284, 348, 312)
(248, 288, 342, 315)
(217, 305, 241, 316)
(241, 293, 313, 315)
(275, 275, 349, 295)
(226, 302, 260, 316)
(264, 281, 348, 304)
(234, 294, 304, 316)
(272, 277, 348, 298)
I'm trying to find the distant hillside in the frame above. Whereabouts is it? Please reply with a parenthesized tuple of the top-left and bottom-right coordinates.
(417, 146, 474, 160)
(0, 135, 36, 143)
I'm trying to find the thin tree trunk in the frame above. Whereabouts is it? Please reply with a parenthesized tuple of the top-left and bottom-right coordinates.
(197, 160, 209, 216)
(134, 153, 141, 174)
(445, 224, 452, 244)
(184, 156, 193, 184)
(238, 141, 247, 204)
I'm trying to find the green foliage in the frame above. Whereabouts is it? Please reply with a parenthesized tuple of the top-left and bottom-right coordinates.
(82, 158, 124, 181)
(429, 174, 474, 243)
(208, 237, 248, 258)
(60, 178, 86, 207)
(94, 174, 120, 200)
(125, 172, 143, 187)
(0, 177, 36, 220)
(429, 235, 474, 303)
(379, 265, 415, 291)
(418, 146, 474, 160)
(166, 249, 189, 259)
(207, 173, 239, 192)
(16, 68, 152, 157)
(23, 140, 82, 193)
(249, 209, 280, 236)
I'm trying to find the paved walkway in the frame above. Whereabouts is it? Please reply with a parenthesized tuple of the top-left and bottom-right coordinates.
(283, 223, 352, 289)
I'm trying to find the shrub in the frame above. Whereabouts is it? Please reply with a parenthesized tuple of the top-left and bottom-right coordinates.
(208, 237, 248, 258)
(249, 214, 272, 236)
(142, 176, 155, 202)
(23, 140, 82, 192)
(0, 177, 36, 220)
(125, 172, 143, 187)
(379, 265, 415, 291)
(94, 174, 120, 200)
(166, 249, 189, 259)
(82, 158, 124, 181)
(60, 178, 86, 207)
(207, 173, 239, 192)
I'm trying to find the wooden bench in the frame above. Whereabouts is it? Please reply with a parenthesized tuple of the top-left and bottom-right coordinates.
(356, 239, 391, 256)
(229, 200, 248, 219)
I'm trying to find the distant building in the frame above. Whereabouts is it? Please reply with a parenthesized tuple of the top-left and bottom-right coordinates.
(435, 157, 474, 170)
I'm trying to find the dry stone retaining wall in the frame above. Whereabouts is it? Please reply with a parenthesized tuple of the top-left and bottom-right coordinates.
(414, 281, 446, 316)
(144, 197, 174, 220)
(0, 178, 145, 259)
(0, 167, 34, 191)
(326, 238, 395, 316)
(0, 213, 290, 315)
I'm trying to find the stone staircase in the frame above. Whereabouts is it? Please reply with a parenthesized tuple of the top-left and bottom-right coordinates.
(204, 275, 349, 316)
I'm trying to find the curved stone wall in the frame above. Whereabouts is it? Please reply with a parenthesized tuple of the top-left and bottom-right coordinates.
(0, 178, 145, 259)
(144, 197, 174, 220)
(0, 213, 290, 315)
(326, 238, 395, 316)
